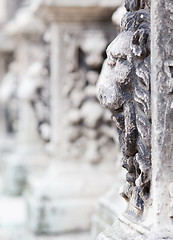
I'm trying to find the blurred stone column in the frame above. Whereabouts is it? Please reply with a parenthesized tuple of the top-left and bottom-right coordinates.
(2, 7, 49, 195)
(25, 0, 124, 236)
(49, 23, 64, 154)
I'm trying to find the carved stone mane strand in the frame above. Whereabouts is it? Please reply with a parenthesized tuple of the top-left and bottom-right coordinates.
(121, 3, 151, 211)
(122, 6, 151, 210)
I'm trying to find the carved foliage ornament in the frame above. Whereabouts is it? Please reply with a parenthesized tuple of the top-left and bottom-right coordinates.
(62, 28, 117, 164)
(98, 0, 151, 212)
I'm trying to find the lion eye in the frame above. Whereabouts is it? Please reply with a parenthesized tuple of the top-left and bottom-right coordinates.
(107, 53, 118, 66)
(118, 57, 127, 64)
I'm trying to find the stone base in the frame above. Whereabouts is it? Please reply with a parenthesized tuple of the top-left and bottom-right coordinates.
(26, 197, 95, 234)
(25, 163, 115, 234)
(0, 134, 15, 155)
(0, 196, 26, 229)
(0, 228, 90, 240)
(91, 185, 126, 239)
(97, 216, 173, 240)
(96, 214, 150, 240)
(2, 149, 49, 196)
(0, 195, 90, 240)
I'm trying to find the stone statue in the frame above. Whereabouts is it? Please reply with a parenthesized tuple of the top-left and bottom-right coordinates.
(98, 0, 151, 216)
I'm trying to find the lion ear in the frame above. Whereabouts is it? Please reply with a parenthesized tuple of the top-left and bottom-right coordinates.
(131, 28, 150, 59)
(140, 0, 146, 9)
(125, 0, 148, 12)
(125, 0, 140, 11)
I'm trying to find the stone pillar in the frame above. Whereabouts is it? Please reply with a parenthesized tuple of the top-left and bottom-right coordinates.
(151, 0, 173, 238)
(25, 0, 124, 235)
(49, 23, 64, 152)
(2, 7, 49, 195)
(97, 0, 151, 239)
(96, 0, 173, 239)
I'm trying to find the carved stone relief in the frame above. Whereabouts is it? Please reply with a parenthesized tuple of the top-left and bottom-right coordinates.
(0, 67, 19, 135)
(17, 59, 50, 144)
(98, 0, 151, 217)
(31, 57, 51, 143)
(60, 24, 119, 164)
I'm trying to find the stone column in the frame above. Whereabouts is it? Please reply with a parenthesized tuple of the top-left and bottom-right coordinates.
(151, 0, 173, 238)
(2, 7, 49, 195)
(49, 23, 64, 153)
(97, 0, 151, 239)
(25, 0, 123, 235)
(97, 0, 173, 239)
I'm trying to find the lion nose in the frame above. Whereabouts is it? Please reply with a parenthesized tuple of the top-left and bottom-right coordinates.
(97, 60, 123, 110)
(98, 83, 118, 109)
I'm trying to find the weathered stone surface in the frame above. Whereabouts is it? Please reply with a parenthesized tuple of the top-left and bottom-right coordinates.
(59, 24, 118, 165)
(150, 0, 173, 238)
(25, 3, 121, 234)
(32, 0, 123, 23)
(25, 163, 116, 234)
(98, 0, 151, 214)
(97, 0, 153, 239)
(0, 196, 90, 240)
(112, 5, 126, 27)
(0, 7, 50, 196)
(97, 0, 173, 239)
(92, 183, 126, 239)
(0, 0, 124, 237)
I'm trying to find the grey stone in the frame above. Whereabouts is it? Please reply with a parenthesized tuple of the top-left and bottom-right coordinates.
(97, 0, 173, 239)
(97, 0, 153, 239)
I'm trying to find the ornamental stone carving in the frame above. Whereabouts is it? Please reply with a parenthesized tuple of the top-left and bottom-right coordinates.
(98, 0, 151, 222)
(61, 26, 118, 164)
(0, 70, 18, 134)
(98, 0, 173, 239)
(31, 59, 50, 143)
(17, 58, 50, 143)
